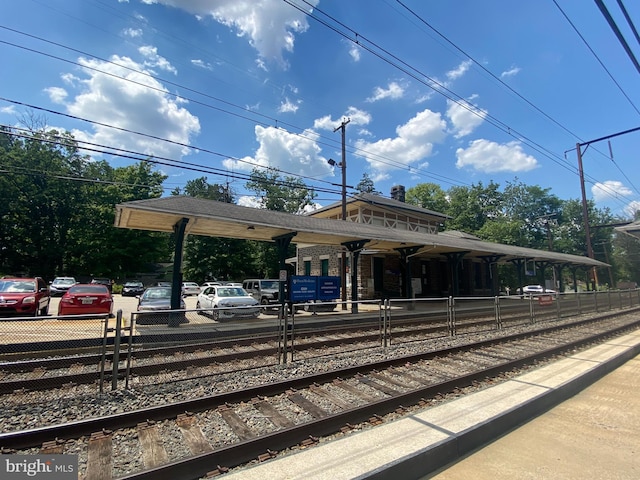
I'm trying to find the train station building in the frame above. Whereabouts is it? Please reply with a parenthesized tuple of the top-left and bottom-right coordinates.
(114, 190, 607, 307)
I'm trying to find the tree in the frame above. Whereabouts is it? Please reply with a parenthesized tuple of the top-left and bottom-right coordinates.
(355, 173, 380, 194)
(245, 168, 317, 277)
(405, 183, 449, 214)
(175, 177, 258, 282)
(0, 127, 169, 280)
(246, 168, 317, 213)
(445, 181, 502, 233)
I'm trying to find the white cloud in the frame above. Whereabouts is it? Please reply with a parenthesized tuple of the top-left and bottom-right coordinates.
(54, 54, 200, 160)
(138, 45, 177, 74)
(624, 200, 640, 218)
(0, 105, 16, 115)
(501, 66, 521, 78)
(237, 195, 263, 208)
(592, 180, 632, 202)
(313, 107, 371, 131)
(44, 87, 68, 104)
(222, 125, 333, 178)
(354, 108, 447, 171)
(278, 98, 300, 113)
(455, 139, 538, 173)
(348, 43, 361, 62)
(191, 59, 214, 70)
(145, 0, 319, 68)
(366, 82, 404, 102)
(446, 96, 487, 138)
(446, 59, 472, 81)
(123, 28, 143, 38)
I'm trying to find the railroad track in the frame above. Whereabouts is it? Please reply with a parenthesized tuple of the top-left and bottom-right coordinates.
(1, 311, 638, 480)
(0, 308, 535, 393)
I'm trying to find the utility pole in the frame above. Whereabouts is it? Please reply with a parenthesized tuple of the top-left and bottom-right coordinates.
(573, 126, 640, 290)
(334, 118, 350, 309)
(576, 143, 598, 290)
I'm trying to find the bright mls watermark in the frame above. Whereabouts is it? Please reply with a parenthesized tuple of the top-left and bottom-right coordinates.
(2, 455, 77, 479)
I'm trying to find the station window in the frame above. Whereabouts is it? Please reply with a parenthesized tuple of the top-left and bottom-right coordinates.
(304, 260, 311, 275)
(321, 258, 329, 276)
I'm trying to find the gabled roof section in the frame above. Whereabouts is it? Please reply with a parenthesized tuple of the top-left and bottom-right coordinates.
(615, 221, 640, 240)
(309, 192, 451, 222)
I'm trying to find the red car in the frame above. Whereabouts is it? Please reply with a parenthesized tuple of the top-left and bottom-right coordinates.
(0, 277, 50, 317)
(57, 284, 113, 317)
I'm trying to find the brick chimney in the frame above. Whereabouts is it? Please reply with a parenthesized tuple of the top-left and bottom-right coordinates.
(390, 185, 405, 202)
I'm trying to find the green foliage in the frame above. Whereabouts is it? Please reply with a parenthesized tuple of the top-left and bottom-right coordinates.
(405, 183, 448, 213)
(246, 167, 317, 213)
(175, 177, 259, 282)
(0, 127, 169, 280)
(355, 172, 380, 194)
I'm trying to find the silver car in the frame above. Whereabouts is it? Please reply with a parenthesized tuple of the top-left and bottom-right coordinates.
(196, 285, 260, 320)
(50, 277, 77, 297)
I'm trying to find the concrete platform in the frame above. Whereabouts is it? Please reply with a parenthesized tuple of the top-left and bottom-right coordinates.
(222, 329, 640, 480)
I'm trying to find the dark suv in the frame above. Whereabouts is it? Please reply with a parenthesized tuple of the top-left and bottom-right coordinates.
(91, 277, 112, 292)
(0, 277, 50, 317)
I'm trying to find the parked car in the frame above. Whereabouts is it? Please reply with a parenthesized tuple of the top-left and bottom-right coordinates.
(155, 281, 172, 287)
(0, 277, 50, 317)
(57, 284, 113, 317)
(136, 286, 186, 325)
(521, 285, 556, 298)
(91, 277, 112, 292)
(197, 285, 260, 320)
(200, 281, 222, 292)
(121, 281, 145, 297)
(242, 279, 281, 306)
(181, 282, 201, 296)
(50, 277, 77, 296)
(521, 285, 544, 294)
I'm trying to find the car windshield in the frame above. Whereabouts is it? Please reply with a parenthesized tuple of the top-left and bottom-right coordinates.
(260, 281, 279, 290)
(70, 285, 108, 294)
(0, 280, 36, 293)
(54, 278, 75, 285)
(143, 288, 171, 300)
(217, 287, 247, 297)
(124, 282, 143, 287)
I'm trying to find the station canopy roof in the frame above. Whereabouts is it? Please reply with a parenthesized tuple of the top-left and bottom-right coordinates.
(115, 196, 607, 268)
(615, 221, 640, 240)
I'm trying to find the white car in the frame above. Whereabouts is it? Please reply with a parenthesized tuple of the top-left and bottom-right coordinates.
(522, 285, 556, 297)
(181, 282, 200, 296)
(196, 285, 260, 320)
(522, 285, 544, 294)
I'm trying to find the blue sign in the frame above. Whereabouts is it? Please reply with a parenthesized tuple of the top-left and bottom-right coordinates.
(318, 276, 340, 300)
(290, 276, 317, 302)
(289, 276, 341, 301)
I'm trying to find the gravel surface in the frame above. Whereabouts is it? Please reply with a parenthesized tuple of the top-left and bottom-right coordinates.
(0, 311, 637, 438)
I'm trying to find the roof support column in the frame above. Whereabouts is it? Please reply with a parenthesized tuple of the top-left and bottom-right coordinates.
(273, 232, 297, 309)
(478, 255, 504, 296)
(442, 251, 469, 297)
(342, 240, 369, 313)
(534, 260, 554, 291)
(169, 217, 189, 326)
(509, 258, 526, 295)
(395, 246, 422, 299)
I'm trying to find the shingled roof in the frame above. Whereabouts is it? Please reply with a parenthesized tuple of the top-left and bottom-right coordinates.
(115, 196, 606, 267)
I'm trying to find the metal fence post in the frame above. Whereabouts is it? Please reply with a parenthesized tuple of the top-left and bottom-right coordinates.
(111, 310, 123, 391)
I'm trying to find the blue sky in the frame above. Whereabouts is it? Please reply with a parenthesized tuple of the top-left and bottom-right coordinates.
(1, 0, 639, 217)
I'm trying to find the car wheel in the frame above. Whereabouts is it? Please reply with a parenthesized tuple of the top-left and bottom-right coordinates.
(212, 307, 219, 321)
(196, 301, 205, 316)
(40, 303, 49, 316)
